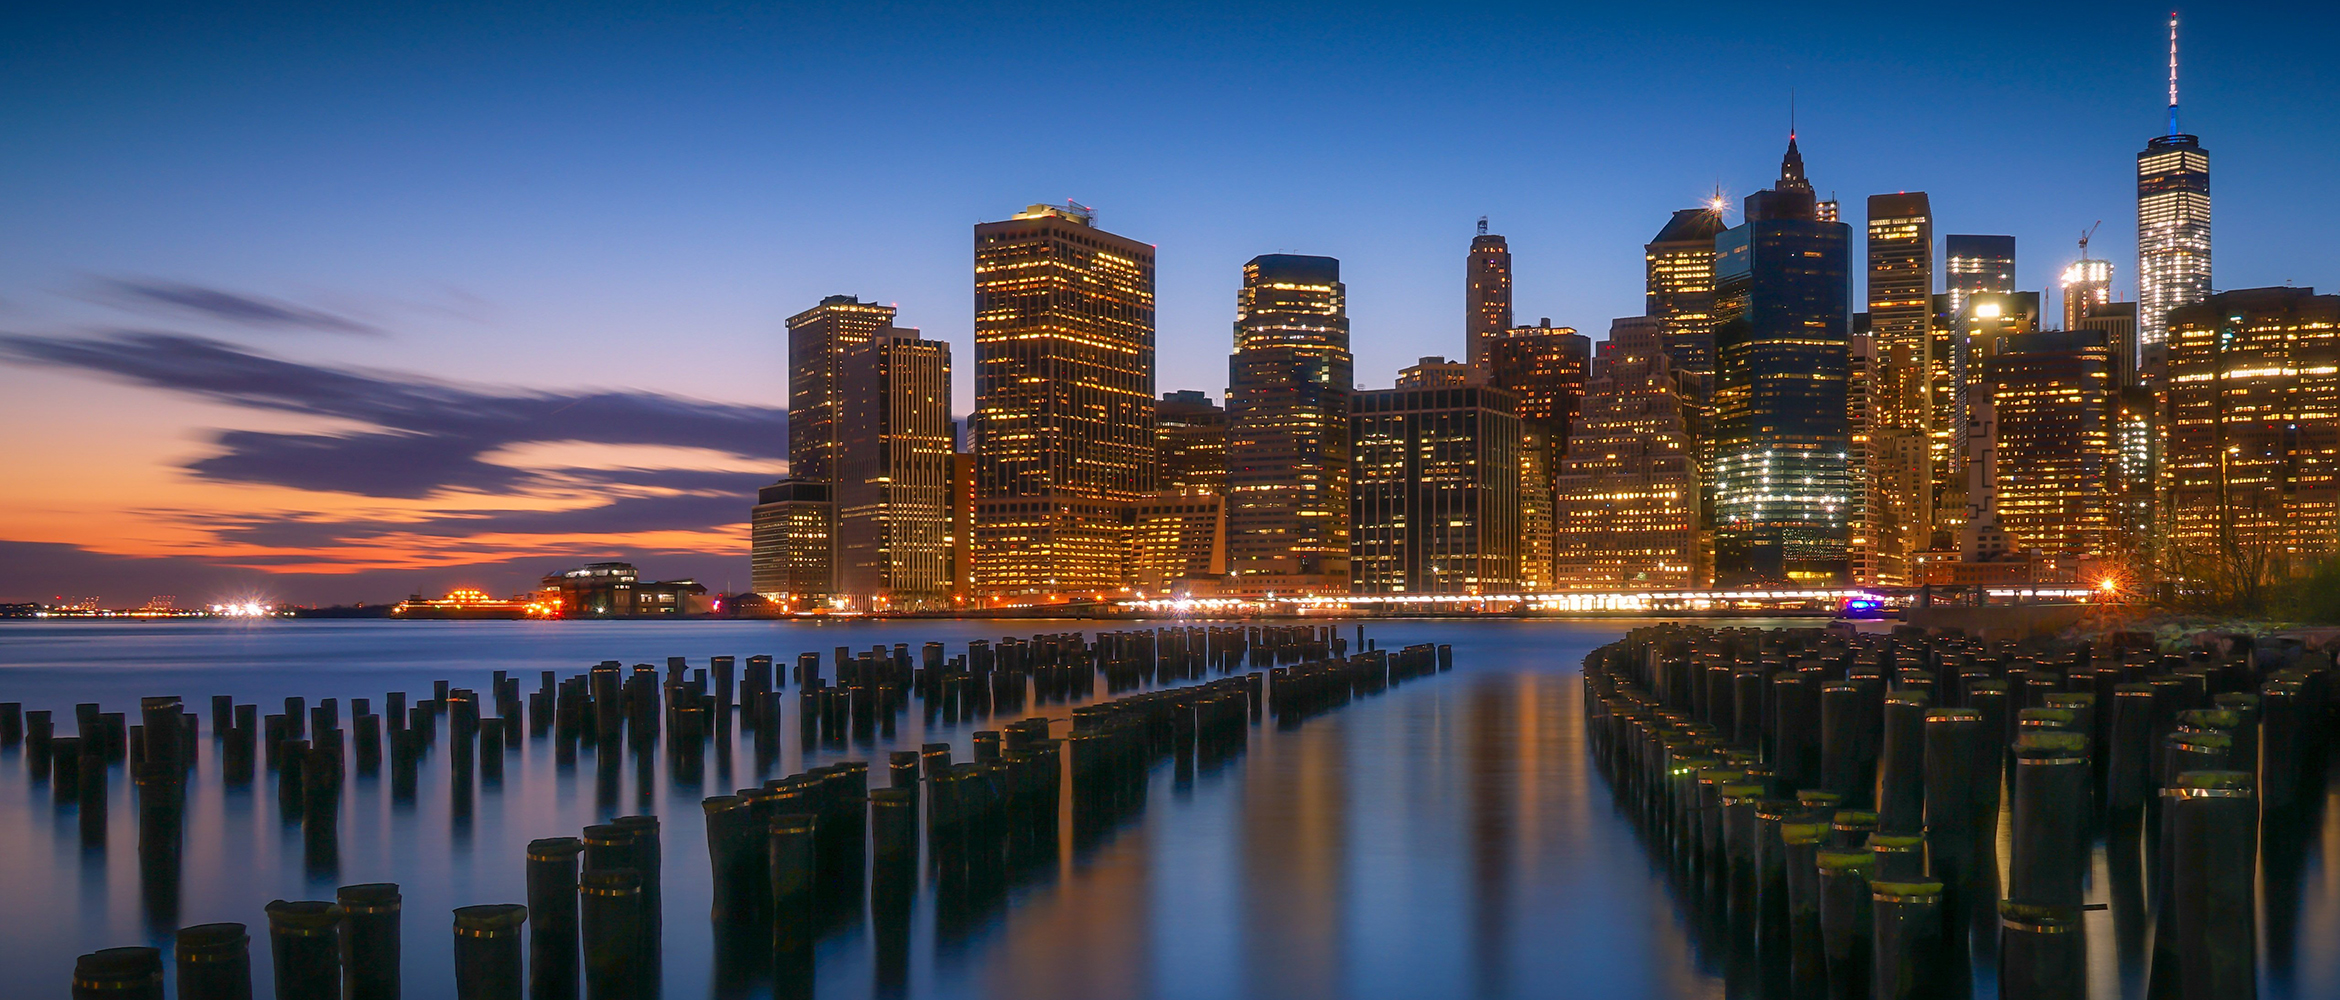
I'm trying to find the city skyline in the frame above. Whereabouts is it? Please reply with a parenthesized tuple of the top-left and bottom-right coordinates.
(4, 3, 2337, 604)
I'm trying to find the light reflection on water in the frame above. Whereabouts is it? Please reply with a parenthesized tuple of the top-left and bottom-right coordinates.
(0, 618, 2332, 999)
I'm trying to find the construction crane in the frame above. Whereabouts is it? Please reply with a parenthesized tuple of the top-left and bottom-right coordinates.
(2078, 220, 2102, 260)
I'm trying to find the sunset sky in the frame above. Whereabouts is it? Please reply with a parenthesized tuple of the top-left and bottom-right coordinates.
(6, 1, 2337, 605)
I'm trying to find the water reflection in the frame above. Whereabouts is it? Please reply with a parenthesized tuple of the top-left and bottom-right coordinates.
(0, 619, 2335, 998)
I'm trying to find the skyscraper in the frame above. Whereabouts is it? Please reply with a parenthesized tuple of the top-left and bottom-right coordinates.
(1485, 320, 1592, 444)
(1351, 381, 1521, 594)
(1465, 221, 1512, 371)
(1226, 254, 1352, 595)
(1944, 235, 2016, 322)
(970, 203, 1157, 600)
(1156, 390, 1229, 495)
(2165, 288, 2340, 581)
(2138, 14, 2212, 351)
(1865, 192, 1934, 585)
(788, 295, 902, 485)
(1484, 318, 1587, 592)
(1553, 317, 1703, 590)
(1645, 205, 1730, 374)
(750, 479, 833, 607)
(836, 331, 954, 609)
(1984, 329, 2117, 574)
(1710, 136, 1854, 586)
(2061, 258, 2115, 330)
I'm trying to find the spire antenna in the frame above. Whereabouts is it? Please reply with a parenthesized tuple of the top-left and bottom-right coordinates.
(2167, 11, 2180, 136)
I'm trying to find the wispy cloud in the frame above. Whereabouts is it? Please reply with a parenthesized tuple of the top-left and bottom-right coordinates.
(90, 278, 387, 335)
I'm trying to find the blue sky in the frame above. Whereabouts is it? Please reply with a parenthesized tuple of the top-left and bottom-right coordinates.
(3, 1, 2335, 603)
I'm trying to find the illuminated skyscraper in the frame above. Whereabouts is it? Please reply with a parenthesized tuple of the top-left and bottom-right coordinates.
(1865, 192, 1934, 585)
(1351, 382, 1521, 594)
(1485, 319, 1591, 444)
(1484, 319, 1586, 592)
(1127, 493, 1227, 595)
(1944, 235, 2015, 322)
(837, 331, 954, 609)
(1553, 317, 1702, 590)
(2165, 288, 2340, 579)
(750, 479, 833, 606)
(1710, 136, 1854, 585)
(1465, 221, 1512, 371)
(1983, 329, 2117, 573)
(1226, 254, 1352, 595)
(2138, 16, 2212, 351)
(1645, 205, 1729, 374)
(1156, 390, 1228, 495)
(1848, 320, 1880, 586)
(788, 295, 901, 485)
(2062, 258, 2115, 330)
(970, 203, 1156, 600)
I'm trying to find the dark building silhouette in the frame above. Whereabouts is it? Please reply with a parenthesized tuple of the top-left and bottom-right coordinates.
(1710, 136, 1854, 586)
(1227, 254, 1352, 595)
(787, 295, 901, 485)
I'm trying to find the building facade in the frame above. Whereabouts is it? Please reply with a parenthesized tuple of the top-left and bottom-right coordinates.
(1709, 137, 1854, 586)
(1156, 390, 1228, 495)
(1226, 254, 1352, 595)
(1127, 492, 1228, 595)
(1484, 319, 1591, 444)
(2139, 19, 2212, 352)
(970, 203, 1156, 600)
(1984, 330, 2118, 572)
(750, 479, 833, 606)
(787, 295, 902, 486)
(837, 331, 955, 609)
(1943, 235, 2015, 322)
(1645, 206, 1729, 375)
(2164, 288, 2340, 581)
(1351, 384, 1522, 594)
(1553, 318, 1703, 590)
(1865, 192, 1934, 585)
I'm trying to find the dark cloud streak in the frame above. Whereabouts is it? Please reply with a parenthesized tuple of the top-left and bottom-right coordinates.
(95, 278, 387, 335)
(0, 330, 786, 499)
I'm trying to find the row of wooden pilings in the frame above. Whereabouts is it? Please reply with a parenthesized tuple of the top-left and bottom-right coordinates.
(53, 630, 1449, 998)
(1583, 622, 2335, 1000)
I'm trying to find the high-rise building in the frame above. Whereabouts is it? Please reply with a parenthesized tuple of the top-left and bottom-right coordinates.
(788, 295, 902, 486)
(1865, 192, 1934, 586)
(1396, 356, 1480, 389)
(2062, 258, 2115, 330)
(1226, 254, 1352, 595)
(1848, 319, 1880, 587)
(1483, 318, 1586, 593)
(2139, 13, 2212, 351)
(1351, 383, 1521, 594)
(2165, 288, 2340, 580)
(1984, 329, 2117, 574)
(1710, 136, 1854, 586)
(750, 479, 834, 607)
(1553, 317, 1703, 590)
(836, 331, 955, 609)
(1156, 390, 1228, 495)
(971, 203, 1156, 600)
(948, 452, 973, 604)
(1485, 319, 1591, 445)
(1465, 221, 1512, 372)
(1645, 205, 1730, 374)
(1944, 235, 2016, 322)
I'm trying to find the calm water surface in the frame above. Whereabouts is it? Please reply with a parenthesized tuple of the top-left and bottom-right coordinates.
(0, 618, 2334, 999)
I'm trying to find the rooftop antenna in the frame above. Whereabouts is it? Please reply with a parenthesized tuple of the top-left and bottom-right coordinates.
(1477, 216, 1488, 236)
(2078, 220, 2102, 260)
(2167, 11, 2181, 136)
(1790, 89, 1797, 139)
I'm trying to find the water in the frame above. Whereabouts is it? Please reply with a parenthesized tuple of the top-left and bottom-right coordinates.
(0, 618, 2334, 999)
